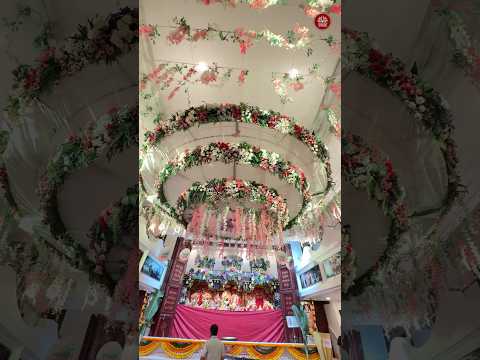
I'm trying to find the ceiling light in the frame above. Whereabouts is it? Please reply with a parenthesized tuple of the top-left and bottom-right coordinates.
(195, 62, 209, 72)
(326, 297, 331, 301)
(288, 68, 299, 79)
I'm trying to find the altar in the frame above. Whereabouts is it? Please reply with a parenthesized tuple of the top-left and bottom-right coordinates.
(139, 337, 323, 360)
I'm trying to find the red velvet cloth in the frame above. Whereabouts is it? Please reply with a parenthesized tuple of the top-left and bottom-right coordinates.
(170, 305, 286, 342)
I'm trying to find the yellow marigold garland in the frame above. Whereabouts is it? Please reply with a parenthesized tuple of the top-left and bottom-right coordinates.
(226, 345, 244, 356)
(245, 345, 285, 360)
(160, 341, 203, 359)
(139, 341, 162, 356)
(287, 347, 320, 360)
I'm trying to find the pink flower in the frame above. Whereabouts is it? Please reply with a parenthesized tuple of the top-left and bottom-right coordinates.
(238, 70, 248, 85)
(290, 81, 304, 91)
(303, 5, 321, 18)
(38, 47, 55, 63)
(250, 0, 268, 9)
(330, 83, 341, 98)
(329, 4, 341, 15)
(272, 78, 282, 89)
(167, 27, 187, 45)
(234, 27, 245, 38)
(192, 30, 208, 41)
(24, 68, 39, 90)
(239, 40, 250, 54)
(200, 70, 217, 84)
(293, 24, 309, 37)
(139, 24, 155, 37)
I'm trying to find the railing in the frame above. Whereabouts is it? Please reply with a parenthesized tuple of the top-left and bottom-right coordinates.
(139, 337, 325, 360)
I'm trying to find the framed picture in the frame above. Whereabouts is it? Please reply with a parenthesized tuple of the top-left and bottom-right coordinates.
(299, 264, 322, 289)
(323, 252, 341, 279)
(141, 255, 167, 284)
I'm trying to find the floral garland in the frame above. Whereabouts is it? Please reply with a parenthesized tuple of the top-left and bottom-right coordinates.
(143, 103, 333, 193)
(176, 178, 289, 228)
(271, 64, 329, 104)
(291, 192, 340, 243)
(341, 225, 356, 293)
(325, 107, 341, 137)
(140, 17, 338, 56)
(5, 7, 138, 120)
(140, 61, 328, 103)
(342, 133, 409, 298)
(435, 7, 480, 88)
(0, 131, 19, 216)
(195, 255, 216, 269)
(157, 141, 310, 217)
(196, 0, 339, 13)
(139, 339, 320, 360)
(459, 212, 480, 280)
(183, 268, 279, 293)
(342, 28, 461, 215)
(87, 185, 138, 293)
(37, 105, 138, 269)
(221, 255, 243, 271)
(250, 257, 270, 272)
(140, 62, 248, 100)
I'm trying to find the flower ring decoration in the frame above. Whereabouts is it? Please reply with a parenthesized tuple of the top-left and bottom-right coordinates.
(37, 105, 138, 269)
(87, 185, 138, 293)
(342, 133, 409, 298)
(342, 28, 461, 217)
(341, 225, 356, 293)
(6, 7, 138, 120)
(143, 103, 333, 195)
(156, 141, 310, 227)
(435, 7, 480, 89)
(176, 178, 290, 230)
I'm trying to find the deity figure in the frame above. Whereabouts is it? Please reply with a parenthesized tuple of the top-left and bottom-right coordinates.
(190, 291, 201, 307)
(262, 300, 274, 310)
(230, 291, 241, 311)
(213, 293, 222, 309)
(255, 294, 264, 310)
(221, 290, 232, 310)
(245, 295, 257, 311)
(203, 292, 213, 309)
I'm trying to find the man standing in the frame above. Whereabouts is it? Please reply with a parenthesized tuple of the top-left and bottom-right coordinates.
(200, 324, 225, 360)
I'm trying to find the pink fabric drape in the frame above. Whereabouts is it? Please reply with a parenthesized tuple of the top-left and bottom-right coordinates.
(170, 305, 286, 342)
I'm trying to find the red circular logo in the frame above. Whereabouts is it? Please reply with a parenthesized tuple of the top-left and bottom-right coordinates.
(315, 13, 331, 30)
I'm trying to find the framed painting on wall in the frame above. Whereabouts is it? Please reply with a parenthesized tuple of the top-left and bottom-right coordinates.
(141, 255, 168, 286)
(299, 264, 322, 289)
(323, 252, 341, 279)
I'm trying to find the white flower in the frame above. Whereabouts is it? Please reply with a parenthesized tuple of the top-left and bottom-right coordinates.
(415, 96, 426, 105)
(406, 101, 416, 109)
(418, 105, 426, 112)
(414, 112, 423, 120)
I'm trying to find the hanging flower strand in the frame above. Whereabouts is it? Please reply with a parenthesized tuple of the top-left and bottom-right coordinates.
(196, 0, 340, 12)
(140, 62, 249, 100)
(140, 17, 338, 56)
(272, 64, 328, 103)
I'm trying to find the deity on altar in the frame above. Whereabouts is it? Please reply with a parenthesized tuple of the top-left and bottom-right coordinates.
(181, 285, 277, 312)
(180, 264, 280, 311)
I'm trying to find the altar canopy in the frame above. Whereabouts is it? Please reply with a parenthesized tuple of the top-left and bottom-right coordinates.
(171, 305, 286, 342)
